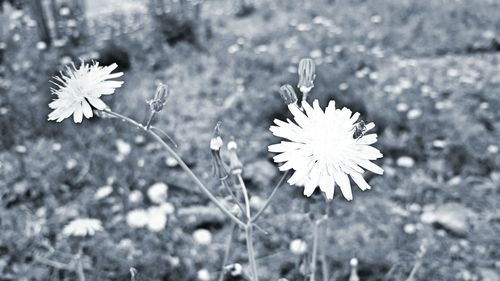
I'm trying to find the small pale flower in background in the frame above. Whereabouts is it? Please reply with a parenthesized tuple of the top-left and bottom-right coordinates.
(147, 206, 168, 232)
(192, 229, 212, 245)
(128, 190, 143, 204)
(159, 202, 175, 214)
(269, 100, 383, 200)
(289, 239, 307, 255)
(197, 269, 211, 281)
(94, 185, 113, 200)
(147, 182, 169, 204)
(62, 218, 103, 237)
(126, 209, 149, 228)
(48, 61, 123, 123)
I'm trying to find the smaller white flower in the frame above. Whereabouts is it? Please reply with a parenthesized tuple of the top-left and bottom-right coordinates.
(48, 61, 123, 123)
(147, 182, 168, 204)
(62, 218, 103, 237)
(94, 185, 113, 200)
(159, 202, 175, 214)
(128, 190, 143, 204)
(197, 269, 211, 281)
(147, 206, 168, 232)
(289, 239, 307, 255)
(192, 229, 212, 246)
(126, 209, 149, 228)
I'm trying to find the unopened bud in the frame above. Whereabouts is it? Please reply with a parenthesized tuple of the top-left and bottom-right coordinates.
(227, 138, 243, 175)
(210, 122, 228, 180)
(279, 84, 298, 105)
(297, 58, 316, 94)
(148, 83, 169, 113)
(210, 121, 223, 151)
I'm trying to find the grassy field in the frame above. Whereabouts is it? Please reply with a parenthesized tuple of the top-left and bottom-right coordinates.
(1, 0, 500, 280)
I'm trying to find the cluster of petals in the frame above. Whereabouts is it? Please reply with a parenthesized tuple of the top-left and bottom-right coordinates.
(269, 100, 383, 200)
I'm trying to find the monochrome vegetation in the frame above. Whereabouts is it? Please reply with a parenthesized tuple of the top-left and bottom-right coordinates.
(1, 0, 499, 280)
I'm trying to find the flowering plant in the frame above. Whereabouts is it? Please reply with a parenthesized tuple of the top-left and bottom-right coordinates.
(48, 58, 383, 281)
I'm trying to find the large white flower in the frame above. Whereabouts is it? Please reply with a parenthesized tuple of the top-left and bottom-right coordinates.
(62, 218, 103, 237)
(269, 100, 383, 200)
(48, 61, 123, 123)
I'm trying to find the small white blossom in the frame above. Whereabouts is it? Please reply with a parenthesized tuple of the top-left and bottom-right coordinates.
(289, 239, 307, 255)
(126, 209, 149, 228)
(269, 100, 383, 200)
(147, 182, 169, 204)
(192, 229, 212, 246)
(94, 185, 113, 200)
(147, 207, 168, 232)
(48, 61, 123, 123)
(128, 190, 143, 203)
(197, 269, 211, 281)
(62, 218, 103, 237)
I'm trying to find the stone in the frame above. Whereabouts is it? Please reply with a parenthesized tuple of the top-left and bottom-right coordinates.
(420, 203, 476, 236)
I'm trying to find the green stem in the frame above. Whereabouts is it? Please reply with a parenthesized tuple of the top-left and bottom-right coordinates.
(218, 223, 236, 281)
(251, 170, 291, 223)
(103, 109, 245, 229)
(245, 224, 259, 281)
(76, 245, 86, 281)
(237, 174, 251, 219)
(310, 220, 320, 281)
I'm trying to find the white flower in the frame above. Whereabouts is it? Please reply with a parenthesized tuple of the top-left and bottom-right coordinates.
(48, 61, 123, 123)
(94, 185, 113, 200)
(289, 239, 307, 255)
(128, 190, 143, 204)
(197, 269, 211, 281)
(147, 206, 168, 232)
(126, 209, 149, 228)
(147, 182, 168, 204)
(62, 218, 103, 237)
(269, 100, 383, 201)
(192, 229, 212, 246)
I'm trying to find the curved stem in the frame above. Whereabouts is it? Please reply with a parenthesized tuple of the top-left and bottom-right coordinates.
(251, 170, 291, 222)
(103, 109, 245, 229)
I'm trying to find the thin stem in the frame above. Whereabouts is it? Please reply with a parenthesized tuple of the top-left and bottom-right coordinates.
(251, 170, 291, 222)
(320, 224, 329, 281)
(310, 220, 320, 281)
(321, 201, 330, 281)
(103, 109, 246, 229)
(221, 178, 246, 218)
(245, 224, 259, 281)
(218, 223, 236, 281)
(34, 256, 72, 270)
(75, 245, 86, 281)
(145, 111, 156, 130)
(310, 216, 328, 281)
(237, 174, 251, 219)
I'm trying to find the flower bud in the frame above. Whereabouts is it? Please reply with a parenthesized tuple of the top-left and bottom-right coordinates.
(210, 121, 223, 151)
(279, 84, 298, 105)
(148, 83, 169, 113)
(227, 138, 243, 175)
(297, 58, 316, 94)
(210, 122, 228, 180)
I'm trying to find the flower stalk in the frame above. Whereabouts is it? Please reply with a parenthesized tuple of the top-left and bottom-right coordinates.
(102, 109, 246, 228)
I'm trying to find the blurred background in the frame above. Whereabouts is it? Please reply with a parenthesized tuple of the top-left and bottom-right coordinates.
(1, 0, 500, 280)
